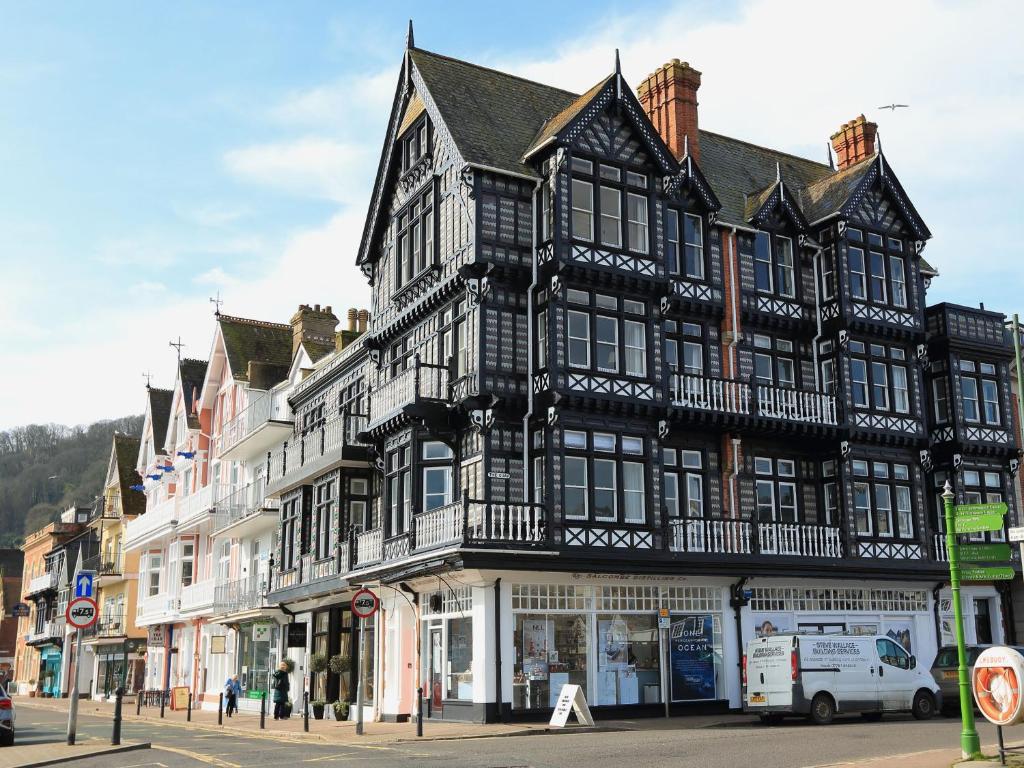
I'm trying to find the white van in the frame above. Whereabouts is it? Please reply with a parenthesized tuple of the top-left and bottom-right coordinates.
(743, 634, 941, 724)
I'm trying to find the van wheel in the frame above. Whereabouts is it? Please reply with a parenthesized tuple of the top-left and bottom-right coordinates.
(861, 712, 883, 722)
(912, 690, 936, 720)
(810, 693, 835, 725)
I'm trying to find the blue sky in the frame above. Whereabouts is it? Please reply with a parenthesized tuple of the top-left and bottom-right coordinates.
(0, 0, 1021, 429)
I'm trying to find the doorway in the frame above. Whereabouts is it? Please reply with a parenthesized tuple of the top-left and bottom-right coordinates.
(974, 599, 993, 644)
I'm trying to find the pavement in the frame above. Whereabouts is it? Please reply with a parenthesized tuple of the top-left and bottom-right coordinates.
(11, 696, 1024, 767)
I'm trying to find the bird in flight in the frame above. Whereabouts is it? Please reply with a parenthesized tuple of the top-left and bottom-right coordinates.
(878, 104, 909, 111)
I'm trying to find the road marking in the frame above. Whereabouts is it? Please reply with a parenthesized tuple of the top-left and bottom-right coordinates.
(153, 745, 241, 767)
(302, 754, 367, 763)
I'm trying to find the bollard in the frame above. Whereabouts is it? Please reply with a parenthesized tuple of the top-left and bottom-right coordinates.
(136, 691, 142, 716)
(160, 690, 166, 719)
(112, 687, 124, 746)
(260, 691, 266, 730)
(187, 692, 192, 722)
(303, 691, 309, 733)
(218, 692, 223, 726)
(416, 687, 423, 738)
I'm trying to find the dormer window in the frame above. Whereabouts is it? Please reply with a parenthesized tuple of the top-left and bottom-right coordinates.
(402, 118, 429, 172)
(666, 211, 704, 280)
(752, 231, 796, 298)
(569, 155, 650, 255)
(847, 229, 908, 309)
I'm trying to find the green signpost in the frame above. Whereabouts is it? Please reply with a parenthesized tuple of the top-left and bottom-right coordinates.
(959, 566, 1015, 581)
(958, 543, 1012, 563)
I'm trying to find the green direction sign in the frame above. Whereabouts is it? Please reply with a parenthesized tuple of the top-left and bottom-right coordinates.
(959, 543, 1012, 563)
(955, 502, 1009, 517)
(954, 513, 1006, 534)
(960, 566, 1016, 582)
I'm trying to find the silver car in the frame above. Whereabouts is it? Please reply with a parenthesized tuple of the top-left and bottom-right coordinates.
(0, 685, 13, 746)
(930, 645, 1024, 715)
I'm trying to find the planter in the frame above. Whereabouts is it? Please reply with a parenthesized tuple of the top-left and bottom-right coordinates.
(28, 691, 37, 698)
(282, 702, 293, 719)
(332, 702, 349, 721)
(312, 704, 325, 720)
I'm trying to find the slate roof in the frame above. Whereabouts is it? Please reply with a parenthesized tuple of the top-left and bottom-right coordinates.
(217, 314, 293, 383)
(410, 48, 578, 177)
(799, 156, 875, 224)
(524, 75, 614, 158)
(699, 131, 833, 228)
(112, 433, 145, 516)
(178, 357, 208, 428)
(303, 340, 337, 364)
(147, 387, 173, 451)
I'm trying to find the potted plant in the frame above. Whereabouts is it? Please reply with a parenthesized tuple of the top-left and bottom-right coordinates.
(309, 653, 328, 675)
(282, 697, 293, 718)
(311, 699, 326, 720)
(332, 700, 349, 721)
(28, 679, 37, 698)
(328, 654, 351, 675)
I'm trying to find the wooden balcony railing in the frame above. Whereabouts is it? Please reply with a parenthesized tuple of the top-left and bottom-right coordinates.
(755, 383, 838, 425)
(671, 373, 750, 414)
(668, 518, 752, 554)
(671, 372, 838, 426)
(758, 521, 843, 558)
(367, 355, 449, 428)
(266, 411, 367, 490)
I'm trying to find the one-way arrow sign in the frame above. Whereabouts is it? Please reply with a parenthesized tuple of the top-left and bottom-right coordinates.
(74, 571, 96, 598)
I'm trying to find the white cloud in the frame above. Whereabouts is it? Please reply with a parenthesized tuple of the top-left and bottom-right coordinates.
(224, 137, 370, 203)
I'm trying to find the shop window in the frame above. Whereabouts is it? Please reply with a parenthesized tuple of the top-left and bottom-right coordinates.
(447, 617, 473, 701)
(595, 614, 660, 705)
(514, 613, 590, 710)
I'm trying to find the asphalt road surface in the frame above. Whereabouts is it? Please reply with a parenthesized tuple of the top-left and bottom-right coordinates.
(12, 706, 1018, 768)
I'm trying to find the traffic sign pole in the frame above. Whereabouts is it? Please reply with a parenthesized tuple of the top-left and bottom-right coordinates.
(355, 615, 366, 736)
(67, 629, 82, 745)
(943, 481, 981, 759)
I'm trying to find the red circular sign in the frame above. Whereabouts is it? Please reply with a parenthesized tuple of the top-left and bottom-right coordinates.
(65, 596, 98, 629)
(351, 588, 379, 619)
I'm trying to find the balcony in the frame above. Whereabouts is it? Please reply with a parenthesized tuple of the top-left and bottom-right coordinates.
(670, 373, 838, 429)
(24, 570, 58, 598)
(271, 549, 345, 593)
(84, 553, 124, 582)
(176, 483, 218, 531)
(124, 494, 178, 550)
(933, 533, 949, 562)
(136, 593, 180, 626)
(90, 493, 122, 522)
(27, 619, 65, 646)
(365, 356, 449, 432)
(85, 611, 127, 639)
(179, 578, 216, 614)
(213, 575, 270, 617)
(265, 412, 368, 498)
(212, 484, 280, 538)
(667, 518, 842, 558)
(217, 390, 294, 462)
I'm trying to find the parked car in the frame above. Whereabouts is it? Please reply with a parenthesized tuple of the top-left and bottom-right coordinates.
(743, 633, 941, 725)
(930, 645, 1024, 715)
(0, 685, 14, 746)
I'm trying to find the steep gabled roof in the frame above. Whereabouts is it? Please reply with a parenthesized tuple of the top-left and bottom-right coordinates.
(699, 130, 833, 228)
(800, 156, 876, 224)
(216, 314, 292, 383)
(147, 387, 173, 451)
(410, 47, 578, 178)
(178, 357, 208, 428)
(112, 433, 145, 516)
(524, 75, 614, 158)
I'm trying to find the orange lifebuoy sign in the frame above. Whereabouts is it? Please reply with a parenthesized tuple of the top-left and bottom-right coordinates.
(351, 588, 379, 619)
(973, 646, 1024, 726)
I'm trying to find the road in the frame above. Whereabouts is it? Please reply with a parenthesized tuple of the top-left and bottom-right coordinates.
(12, 705, 1018, 768)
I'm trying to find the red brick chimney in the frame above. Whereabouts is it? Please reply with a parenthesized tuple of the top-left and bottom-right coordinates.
(830, 115, 878, 171)
(637, 59, 702, 163)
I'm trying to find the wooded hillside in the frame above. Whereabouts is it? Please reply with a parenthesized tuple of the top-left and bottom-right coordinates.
(0, 415, 143, 546)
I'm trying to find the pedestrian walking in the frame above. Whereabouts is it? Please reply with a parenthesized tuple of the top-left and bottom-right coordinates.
(224, 674, 241, 717)
(272, 662, 290, 720)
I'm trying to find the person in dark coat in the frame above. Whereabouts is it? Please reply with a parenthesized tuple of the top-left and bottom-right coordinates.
(224, 675, 241, 717)
(272, 662, 290, 720)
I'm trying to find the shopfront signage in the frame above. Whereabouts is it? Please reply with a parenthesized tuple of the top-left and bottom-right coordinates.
(65, 596, 98, 629)
(973, 646, 1024, 726)
(210, 635, 227, 654)
(960, 566, 1016, 582)
(253, 624, 273, 642)
(955, 513, 1007, 535)
(549, 684, 594, 727)
(352, 588, 379, 619)
(147, 625, 165, 647)
(287, 622, 308, 648)
(959, 544, 1012, 563)
(669, 614, 716, 702)
(10, 602, 29, 618)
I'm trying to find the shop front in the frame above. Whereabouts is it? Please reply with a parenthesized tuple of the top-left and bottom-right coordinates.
(420, 586, 475, 718)
(94, 641, 144, 698)
(39, 646, 62, 697)
(508, 580, 730, 716)
(143, 625, 168, 692)
(238, 621, 278, 707)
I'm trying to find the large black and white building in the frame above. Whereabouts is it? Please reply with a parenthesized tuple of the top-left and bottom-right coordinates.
(258, 32, 1021, 722)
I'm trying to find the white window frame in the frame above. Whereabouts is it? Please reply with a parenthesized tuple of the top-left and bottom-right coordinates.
(623, 462, 645, 523)
(595, 315, 619, 373)
(564, 456, 588, 520)
(571, 179, 594, 241)
(567, 310, 590, 369)
(627, 192, 649, 254)
(600, 186, 622, 248)
(624, 320, 646, 377)
(593, 458, 617, 522)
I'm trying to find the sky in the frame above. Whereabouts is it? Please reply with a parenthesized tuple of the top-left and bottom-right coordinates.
(1, 0, 1022, 430)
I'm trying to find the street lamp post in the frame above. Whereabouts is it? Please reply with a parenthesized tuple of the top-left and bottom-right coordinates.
(942, 480, 981, 759)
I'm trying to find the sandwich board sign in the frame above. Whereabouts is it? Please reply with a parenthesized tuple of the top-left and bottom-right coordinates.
(549, 684, 594, 727)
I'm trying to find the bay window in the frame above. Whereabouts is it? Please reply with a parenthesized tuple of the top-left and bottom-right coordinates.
(313, 473, 335, 560)
(564, 294, 647, 378)
(849, 341, 911, 413)
(847, 229, 908, 308)
(563, 431, 647, 524)
(754, 457, 798, 522)
(571, 156, 650, 254)
(751, 231, 796, 298)
(395, 188, 435, 290)
(959, 360, 1001, 425)
(664, 449, 703, 518)
(571, 179, 594, 240)
(852, 459, 914, 539)
(568, 311, 590, 368)
(386, 445, 411, 535)
(595, 316, 618, 373)
(600, 187, 621, 247)
(421, 441, 453, 512)
(624, 320, 646, 377)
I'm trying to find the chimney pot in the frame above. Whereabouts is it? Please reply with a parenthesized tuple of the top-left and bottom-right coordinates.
(357, 309, 369, 333)
(830, 114, 878, 171)
(637, 58, 702, 163)
(347, 308, 358, 332)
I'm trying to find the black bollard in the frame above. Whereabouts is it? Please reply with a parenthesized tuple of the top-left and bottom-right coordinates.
(136, 691, 142, 716)
(416, 687, 423, 737)
(160, 690, 166, 719)
(303, 691, 309, 733)
(187, 692, 192, 722)
(218, 692, 223, 725)
(112, 687, 124, 745)
(260, 691, 266, 729)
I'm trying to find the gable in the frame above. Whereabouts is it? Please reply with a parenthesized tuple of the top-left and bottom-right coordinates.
(841, 157, 930, 241)
(747, 180, 809, 232)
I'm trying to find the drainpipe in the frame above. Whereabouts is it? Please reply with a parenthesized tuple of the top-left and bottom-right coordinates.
(523, 177, 543, 503)
(730, 438, 741, 522)
(932, 581, 945, 649)
(730, 577, 749, 684)
(494, 578, 503, 723)
(727, 227, 739, 376)
(811, 247, 824, 390)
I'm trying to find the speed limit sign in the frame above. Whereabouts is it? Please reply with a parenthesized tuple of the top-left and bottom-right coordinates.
(351, 588, 379, 619)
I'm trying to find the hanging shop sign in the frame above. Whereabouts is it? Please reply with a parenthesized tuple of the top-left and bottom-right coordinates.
(287, 622, 308, 648)
(973, 646, 1024, 726)
(210, 635, 227, 654)
(147, 625, 166, 647)
(669, 614, 716, 702)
